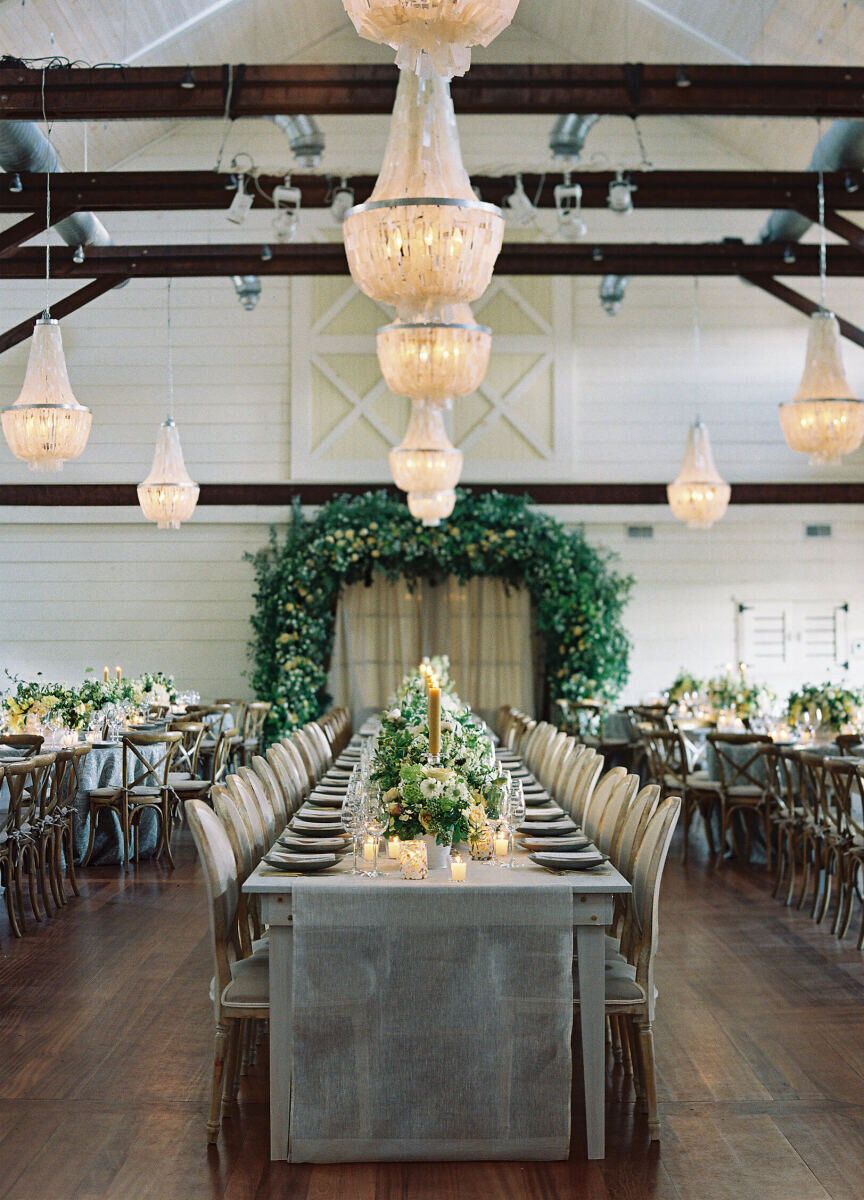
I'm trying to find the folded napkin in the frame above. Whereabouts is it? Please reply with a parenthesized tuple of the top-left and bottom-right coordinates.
(298, 805, 346, 822)
(315, 780, 349, 791)
(519, 835, 593, 852)
(510, 768, 534, 779)
(290, 817, 347, 834)
(521, 787, 550, 800)
(262, 850, 339, 873)
(517, 818, 577, 836)
(529, 849, 607, 872)
(524, 804, 565, 819)
(308, 792, 347, 807)
(278, 834, 348, 853)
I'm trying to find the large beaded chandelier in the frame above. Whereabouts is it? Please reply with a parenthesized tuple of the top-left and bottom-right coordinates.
(343, 69, 504, 315)
(341, 0, 520, 79)
(778, 172, 864, 465)
(138, 281, 199, 530)
(667, 421, 731, 530)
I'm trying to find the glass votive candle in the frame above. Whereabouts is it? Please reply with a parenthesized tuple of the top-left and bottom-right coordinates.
(494, 828, 512, 867)
(450, 853, 467, 882)
(468, 825, 494, 861)
(399, 839, 428, 879)
(387, 836, 401, 860)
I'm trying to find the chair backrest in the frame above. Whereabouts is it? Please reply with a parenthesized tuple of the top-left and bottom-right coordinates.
(615, 784, 661, 879)
(641, 728, 687, 788)
(207, 727, 238, 787)
(186, 703, 232, 738)
(269, 743, 306, 810)
(52, 743, 91, 811)
(252, 753, 294, 823)
(229, 769, 279, 845)
(168, 719, 208, 776)
(581, 765, 629, 840)
(834, 733, 862, 757)
(0, 733, 44, 756)
(547, 737, 578, 797)
(551, 744, 587, 803)
(216, 776, 269, 859)
(537, 730, 571, 791)
(627, 704, 672, 731)
(120, 731, 181, 791)
(304, 721, 333, 768)
(707, 732, 773, 792)
(185, 799, 242, 1020)
(524, 722, 557, 774)
(625, 795, 682, 1021)
(822, 756, 864, 840)
(212, 784, 257, 882)
(286, 732, 319, 790)
(510, 715, 536, 755)
(147, 703, 170, 720)
(215, 698, 248, 734)
(2, 752, 57, 833)
(564, 750, 603, 825)
(593, 772, 640, 857)
(242, 701, 272, 745)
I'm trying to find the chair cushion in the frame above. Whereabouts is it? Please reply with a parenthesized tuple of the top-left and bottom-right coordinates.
(222, 952, 270, 1008)
(574, 965, 645, 1004)
(168, 771, 192, 783)
(171, 779, 209, 792)
(89, 787, 120, 799)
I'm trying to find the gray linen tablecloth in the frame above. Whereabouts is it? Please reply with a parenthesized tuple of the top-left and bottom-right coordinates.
(288, 872, 574, 1162)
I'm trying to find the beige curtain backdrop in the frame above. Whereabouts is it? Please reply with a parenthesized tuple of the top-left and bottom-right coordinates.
(328, 575, 535, 727)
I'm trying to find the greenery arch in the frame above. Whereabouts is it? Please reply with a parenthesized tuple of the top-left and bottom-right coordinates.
(247, 489, 633, 736)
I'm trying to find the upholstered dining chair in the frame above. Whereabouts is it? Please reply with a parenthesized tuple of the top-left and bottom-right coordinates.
(185, 799, 272, 1143)
(83, 731, 182, 868)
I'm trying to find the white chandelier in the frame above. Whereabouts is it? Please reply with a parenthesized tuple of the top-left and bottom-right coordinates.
(407, 488, 457, 526)
(1, 165, 91, 471)
(377, 302, 491, 405)
(1, 316, 91, 470)
(138, 281, 199, 530)
(389, 398, 463, 492)
(779, 172, 864, 465)
(778, 311, 864, 465)
(343, 69, 504, 313)
(341, 0, 520, 79)
(667, 421, 731, 530)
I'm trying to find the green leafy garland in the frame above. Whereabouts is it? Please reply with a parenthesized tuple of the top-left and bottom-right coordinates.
(246, 489, 633, 737)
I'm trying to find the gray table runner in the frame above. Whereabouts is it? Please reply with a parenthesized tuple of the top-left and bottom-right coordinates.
(288, 875, 574, 1161)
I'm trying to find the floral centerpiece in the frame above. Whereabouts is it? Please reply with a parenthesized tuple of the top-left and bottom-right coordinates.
(666, 671, 706, 707)
(2, 668, 181, 739)
(787, 682, 864, 734)
(707, 668, 775, 721)
(138, 671, 177, 706)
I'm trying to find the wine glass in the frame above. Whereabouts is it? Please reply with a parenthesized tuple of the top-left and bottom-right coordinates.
(341, 784, 365, 874)
(361, 785, 388, 878)
(505, 779, 526, 869)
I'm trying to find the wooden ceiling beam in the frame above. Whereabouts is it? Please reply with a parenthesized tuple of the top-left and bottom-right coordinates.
(741, 275, 864, 349)
(5, 241, 864, 279)
(4, 170, 864, 214)
(1, 482, 863, 507)
(2, 63, 864, 119)
(0, 278, 127, 354)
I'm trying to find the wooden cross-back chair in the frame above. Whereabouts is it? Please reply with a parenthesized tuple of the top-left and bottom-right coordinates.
(168, 719, 208, 780)
(1, 752, 57, 935)
(83, 732, 182, 868)
(643, 727, 720, 863)
(820, 757, 864, 943)
(171, 726, 238, 810)
(238, 702, 272, 767)
(50, 744, 90, 903)
(0, 733, 44, 756)
(707, 732, 773, 865)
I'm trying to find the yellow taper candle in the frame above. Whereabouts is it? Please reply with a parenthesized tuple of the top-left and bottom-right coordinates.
(428, 682, 441, 757)
(116, 665, 122, 682)
(103, 666, 109, 682)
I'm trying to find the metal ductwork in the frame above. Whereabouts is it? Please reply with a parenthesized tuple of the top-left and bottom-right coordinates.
(549, 113, 601, 161)
(232, 274, 262, 311)
(759, 119, 864, 245)
(0, 120, 111, 248)
(599, 274, 629, 316)
(270, 115, 326, 169)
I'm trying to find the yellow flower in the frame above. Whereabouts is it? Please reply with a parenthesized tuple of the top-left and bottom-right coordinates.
(278, 633, 291, 644)
(369, 522, 379, 530)
(350, 552, 359, 562)
(371, 549, 380, 558)
(504, 528, 516, 538)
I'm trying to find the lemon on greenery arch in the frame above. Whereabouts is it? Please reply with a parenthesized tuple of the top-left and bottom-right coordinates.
(246, 489, 633, 736)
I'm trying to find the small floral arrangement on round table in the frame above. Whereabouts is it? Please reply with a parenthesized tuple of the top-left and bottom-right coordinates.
(787, 682, 864, 734)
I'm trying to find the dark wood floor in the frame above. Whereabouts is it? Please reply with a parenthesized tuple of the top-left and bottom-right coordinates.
(1, 833, 863, 1200)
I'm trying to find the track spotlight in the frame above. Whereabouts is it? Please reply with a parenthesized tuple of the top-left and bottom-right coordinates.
(783, 244, 797, 264)
(845, 171, 860, 194)
(554, 174, 586, 240)
(232, 275, 262, 311)
(180, 66, 196, 89)
(330, 178, 355, 223)
(7, 172, 22, 193)
(503, 174, 537, 226)
(599, 274, 629, 316)
(226, 174, 253, 225)
(272, 177, 301, 242)
(72, 245, 85, 264)
(260, 244, 273, 262)
(676, 66, 691, 88)
(607, 171, 635, 215)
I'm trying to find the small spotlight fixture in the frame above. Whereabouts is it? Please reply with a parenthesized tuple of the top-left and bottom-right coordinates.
(591, 246, 604, 262)
(503, 174, 538, 226)
(607, 170, 635, 215)
(554, 174, 587, 240)
(72, 245, 85, 264)
(7, 172, 22, 193)
(599, 274, 629, 316)
(783, 244, 797, 264)
(226, 174, 253, 225)
(844, 170, 860, 194)
(180, 65, 196, 89)
(676, 66, 692, 88)
(272, 176, 301, 242)
(329, 177, 355, 223)
(260, 244, 273, 262)
(232, 274, 262, 311)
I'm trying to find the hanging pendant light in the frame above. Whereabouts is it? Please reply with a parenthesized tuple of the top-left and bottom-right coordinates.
(343, 70, 504, 313)
(389, 398, 463, 494)
(341, 0, 520, 79)
(138, 281, 199, 530)
(1, 147, 91, 470)
(668, 280, 730, 529)
(779, 171, 864, 465)
(667, 421, 731, 529)
(377, 302, 491, 405)
(407, 488, 457, 526)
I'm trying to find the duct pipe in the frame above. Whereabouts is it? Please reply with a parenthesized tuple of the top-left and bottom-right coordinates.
(0, 120, 111, 247)
(270, 115, 326, 169)
(759, 119, 864, 245)
(549, 113, 601, 161)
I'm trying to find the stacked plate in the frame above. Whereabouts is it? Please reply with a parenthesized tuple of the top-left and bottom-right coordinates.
(262, 848, 339, 873)
(528, 849, 608, 873)
(278, 833, 348, 854)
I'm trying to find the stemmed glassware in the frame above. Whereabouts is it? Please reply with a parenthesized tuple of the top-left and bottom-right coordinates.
(496, 777, 525, 869)
(361, 785, 388, 878)
(341, 769, 365, 874)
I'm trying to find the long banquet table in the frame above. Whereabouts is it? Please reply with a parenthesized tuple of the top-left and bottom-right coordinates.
(245, 848, 630, 1162)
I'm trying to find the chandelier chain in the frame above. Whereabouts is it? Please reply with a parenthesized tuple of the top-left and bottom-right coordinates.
(817, 169, 828, 312)
(41, 67, 52, 318)
(166, 278, 174, 422)
(692, 276, 701, 422)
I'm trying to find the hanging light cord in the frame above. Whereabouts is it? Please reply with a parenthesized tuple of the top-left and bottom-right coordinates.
(817, 169, 828, 313)
(166, 278, 174, 423)
(692, 276, 701, 424)
(41, 66, 52, 319)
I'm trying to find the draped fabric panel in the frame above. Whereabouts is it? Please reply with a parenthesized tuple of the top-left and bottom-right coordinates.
(328, 575, 534, 727)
